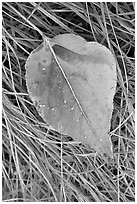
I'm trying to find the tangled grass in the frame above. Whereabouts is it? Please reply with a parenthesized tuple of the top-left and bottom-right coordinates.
(2, 2, 135, 202)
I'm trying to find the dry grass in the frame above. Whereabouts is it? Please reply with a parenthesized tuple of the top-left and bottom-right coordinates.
(2, 2, 135, 202)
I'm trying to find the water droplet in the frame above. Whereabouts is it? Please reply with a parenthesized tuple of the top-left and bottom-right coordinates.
(42, 59, 47, 63)
(64, 100, 67, 104)
(51, 107, 54, 110)
(70, 107, 74, 110)
(42, 67, 45, 70)
(58, 124, 63, 131)
(84, 136, 87, 139)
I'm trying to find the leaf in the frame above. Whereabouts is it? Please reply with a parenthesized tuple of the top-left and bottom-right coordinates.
(25, 34, 117, 157)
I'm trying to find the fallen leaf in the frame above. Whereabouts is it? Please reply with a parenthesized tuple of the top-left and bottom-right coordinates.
(25, 34, 117, 157)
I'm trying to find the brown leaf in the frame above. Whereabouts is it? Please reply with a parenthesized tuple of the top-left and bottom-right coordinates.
(25, 34, 117, 157)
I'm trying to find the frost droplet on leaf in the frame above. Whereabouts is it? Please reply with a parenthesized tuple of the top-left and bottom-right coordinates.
(25, 34, 117, 157)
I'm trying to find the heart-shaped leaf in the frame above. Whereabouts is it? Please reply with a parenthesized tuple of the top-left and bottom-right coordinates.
(25, 34, 117, 157)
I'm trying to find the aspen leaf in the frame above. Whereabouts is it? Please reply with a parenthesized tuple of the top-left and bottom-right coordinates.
(25, 34, 117, 157)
